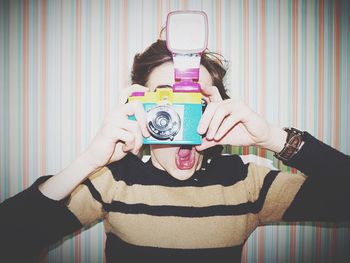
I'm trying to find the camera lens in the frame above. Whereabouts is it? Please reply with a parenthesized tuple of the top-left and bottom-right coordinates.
(147, 106, 181, 140)
(154, 112, 171, 131)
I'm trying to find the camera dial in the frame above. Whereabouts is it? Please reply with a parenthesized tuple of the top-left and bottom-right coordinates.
(147, 106, 181, 140)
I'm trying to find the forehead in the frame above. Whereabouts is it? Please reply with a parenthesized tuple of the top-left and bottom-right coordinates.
(146, 62, 213, 90)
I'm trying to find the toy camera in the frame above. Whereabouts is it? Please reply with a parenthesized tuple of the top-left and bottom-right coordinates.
(129, 11, 208, 145)
(128, 87, 203, 144)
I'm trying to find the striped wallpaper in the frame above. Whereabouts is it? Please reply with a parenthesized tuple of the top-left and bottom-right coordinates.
(0, 0, 349, 262)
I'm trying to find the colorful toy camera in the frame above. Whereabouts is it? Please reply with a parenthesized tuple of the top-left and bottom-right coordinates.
(128, 11, 208, 145)
(128, 88, 203, 145)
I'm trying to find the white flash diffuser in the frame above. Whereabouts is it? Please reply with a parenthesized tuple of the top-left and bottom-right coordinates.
(166, 11, 208, 54)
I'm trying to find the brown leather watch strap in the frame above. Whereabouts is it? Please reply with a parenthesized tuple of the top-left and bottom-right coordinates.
(275, 127, 304, 162)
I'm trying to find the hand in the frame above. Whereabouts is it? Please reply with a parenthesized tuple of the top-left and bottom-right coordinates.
(118, 84, 149, 105)
(196, 86, 284, 152)
(84, 85, 150, 169)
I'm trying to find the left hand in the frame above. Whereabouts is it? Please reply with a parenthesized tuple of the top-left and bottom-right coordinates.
(196, 86, 283, 152)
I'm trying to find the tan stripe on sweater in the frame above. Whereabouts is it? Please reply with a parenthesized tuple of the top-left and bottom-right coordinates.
(67, 167, 116, 225)
(106, 212, 258, 249)
(112, 165, 272, 208)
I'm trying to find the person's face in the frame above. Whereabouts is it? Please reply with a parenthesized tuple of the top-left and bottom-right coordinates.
(146, 62, 213, 180)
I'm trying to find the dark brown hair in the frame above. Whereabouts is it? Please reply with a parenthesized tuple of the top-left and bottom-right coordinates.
(131, 39, 230, 100)
(131, 39, 228, 159)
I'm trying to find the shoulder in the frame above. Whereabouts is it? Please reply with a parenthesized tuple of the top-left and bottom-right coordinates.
(106, 153, 150, 184)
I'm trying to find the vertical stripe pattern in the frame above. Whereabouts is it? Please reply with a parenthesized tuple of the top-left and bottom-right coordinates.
(0, 0, 349, 262)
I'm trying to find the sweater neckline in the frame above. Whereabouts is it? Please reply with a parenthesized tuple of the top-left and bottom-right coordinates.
(141, 156, 206, 186)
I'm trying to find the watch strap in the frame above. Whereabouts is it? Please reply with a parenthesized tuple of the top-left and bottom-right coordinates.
(275, 127, 304, 162)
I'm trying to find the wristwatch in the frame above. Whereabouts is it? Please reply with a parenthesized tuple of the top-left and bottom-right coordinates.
(274, 127, 304, 162)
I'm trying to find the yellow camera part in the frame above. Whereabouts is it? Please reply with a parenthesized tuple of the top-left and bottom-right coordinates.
(128, 88, 202, 104)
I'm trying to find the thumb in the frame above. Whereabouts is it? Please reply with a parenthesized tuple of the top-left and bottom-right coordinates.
(195, 138, 217, 152)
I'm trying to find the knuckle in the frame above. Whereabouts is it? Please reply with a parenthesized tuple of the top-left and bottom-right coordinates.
(131, 84, 143, 90)
(128, 120, 139, 131)
(127, 133, 135, 143)
(206, 101, 218, 111)
(216, 106, 227, 117)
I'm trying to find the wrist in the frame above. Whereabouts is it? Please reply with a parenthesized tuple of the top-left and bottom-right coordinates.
(274, 127, 305, 162)
(259, 125, 287, 153)
(39, 152, 101, 200)
(79, 150, 104, 172)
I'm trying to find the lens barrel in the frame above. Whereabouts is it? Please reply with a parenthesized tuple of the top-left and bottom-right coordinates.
(147, 106, 181, 140)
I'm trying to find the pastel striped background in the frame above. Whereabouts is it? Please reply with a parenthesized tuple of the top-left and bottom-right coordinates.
(0, 0, 349, 262)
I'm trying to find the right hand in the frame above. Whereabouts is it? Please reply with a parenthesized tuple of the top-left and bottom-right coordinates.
(39, 85, 151, 201)
(84, 85, 150, 169)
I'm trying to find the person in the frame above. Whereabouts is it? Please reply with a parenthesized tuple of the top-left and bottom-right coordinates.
(0, 39, 349, 263)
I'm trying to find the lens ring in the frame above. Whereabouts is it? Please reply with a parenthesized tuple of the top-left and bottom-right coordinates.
(147, 106, 181, 140)
(154, 111, 171, 131)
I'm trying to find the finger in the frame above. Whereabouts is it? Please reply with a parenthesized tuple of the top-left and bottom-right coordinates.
(119, 84, 149, 104)
(197, 102, 219, 135)
(130, 84, 149, 95)
(124, 101, 150, 138)
(114, 107, 145, 154)
(195, 138, 217, 151)
(106, 103, 149, 139)
(111, 115, 143, 154)
(206, 104, 233, 140)
(120, 128, 137, 152)
(213, 115, 241, 141)
(127, 118, 144, 155)
(122, 140, 135, 152)
(133, 102, 151, 138)
(201, 86, 223, 102)
(119, 101, 148, 137)
(103, 123, 135, 143)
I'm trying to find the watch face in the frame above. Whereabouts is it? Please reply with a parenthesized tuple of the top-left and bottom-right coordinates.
(276, 127, 304, 161)
(284, 127, 304, 142)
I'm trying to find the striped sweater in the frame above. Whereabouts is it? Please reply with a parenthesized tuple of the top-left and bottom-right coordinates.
(0, 132, 349, 262)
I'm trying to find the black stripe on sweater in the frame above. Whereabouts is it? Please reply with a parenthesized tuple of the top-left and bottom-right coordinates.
(82, 179, 110, 211)
(105, 232, 244, 263)
(102, 170, 279, 217)
(107, 153, 248, 187)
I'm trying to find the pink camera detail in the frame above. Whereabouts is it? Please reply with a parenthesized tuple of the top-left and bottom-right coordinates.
(166, 11, 208, 93)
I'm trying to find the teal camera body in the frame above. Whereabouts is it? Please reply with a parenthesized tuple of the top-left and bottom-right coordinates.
(128, 88, 203, 145)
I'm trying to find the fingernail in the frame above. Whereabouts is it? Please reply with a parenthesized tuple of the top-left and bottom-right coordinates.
(197, 124, 204, 134)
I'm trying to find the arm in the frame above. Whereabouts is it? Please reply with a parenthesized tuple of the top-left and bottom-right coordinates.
(0, 86, 150, 261)
(197, 86, 350, 223)
(245, 133, 350, 224)
(0, 176, 82, 262)
(282, 132, 350, 222)
(0, 166, 117, 262)
(40, 99, 150, 201)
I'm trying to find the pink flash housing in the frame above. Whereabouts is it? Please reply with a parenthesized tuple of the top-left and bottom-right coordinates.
(166, 11, 208, 93)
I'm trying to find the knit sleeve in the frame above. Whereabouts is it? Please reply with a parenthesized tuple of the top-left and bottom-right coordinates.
(247, 132, 350, 224)
(0, 166, 117, 262)
(0, 176, 82, 262)
(282, 133, 350, 222)
(66, 166, 117, 225)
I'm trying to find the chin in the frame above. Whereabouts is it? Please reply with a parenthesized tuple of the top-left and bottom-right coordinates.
(150, 145, 203, 181)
